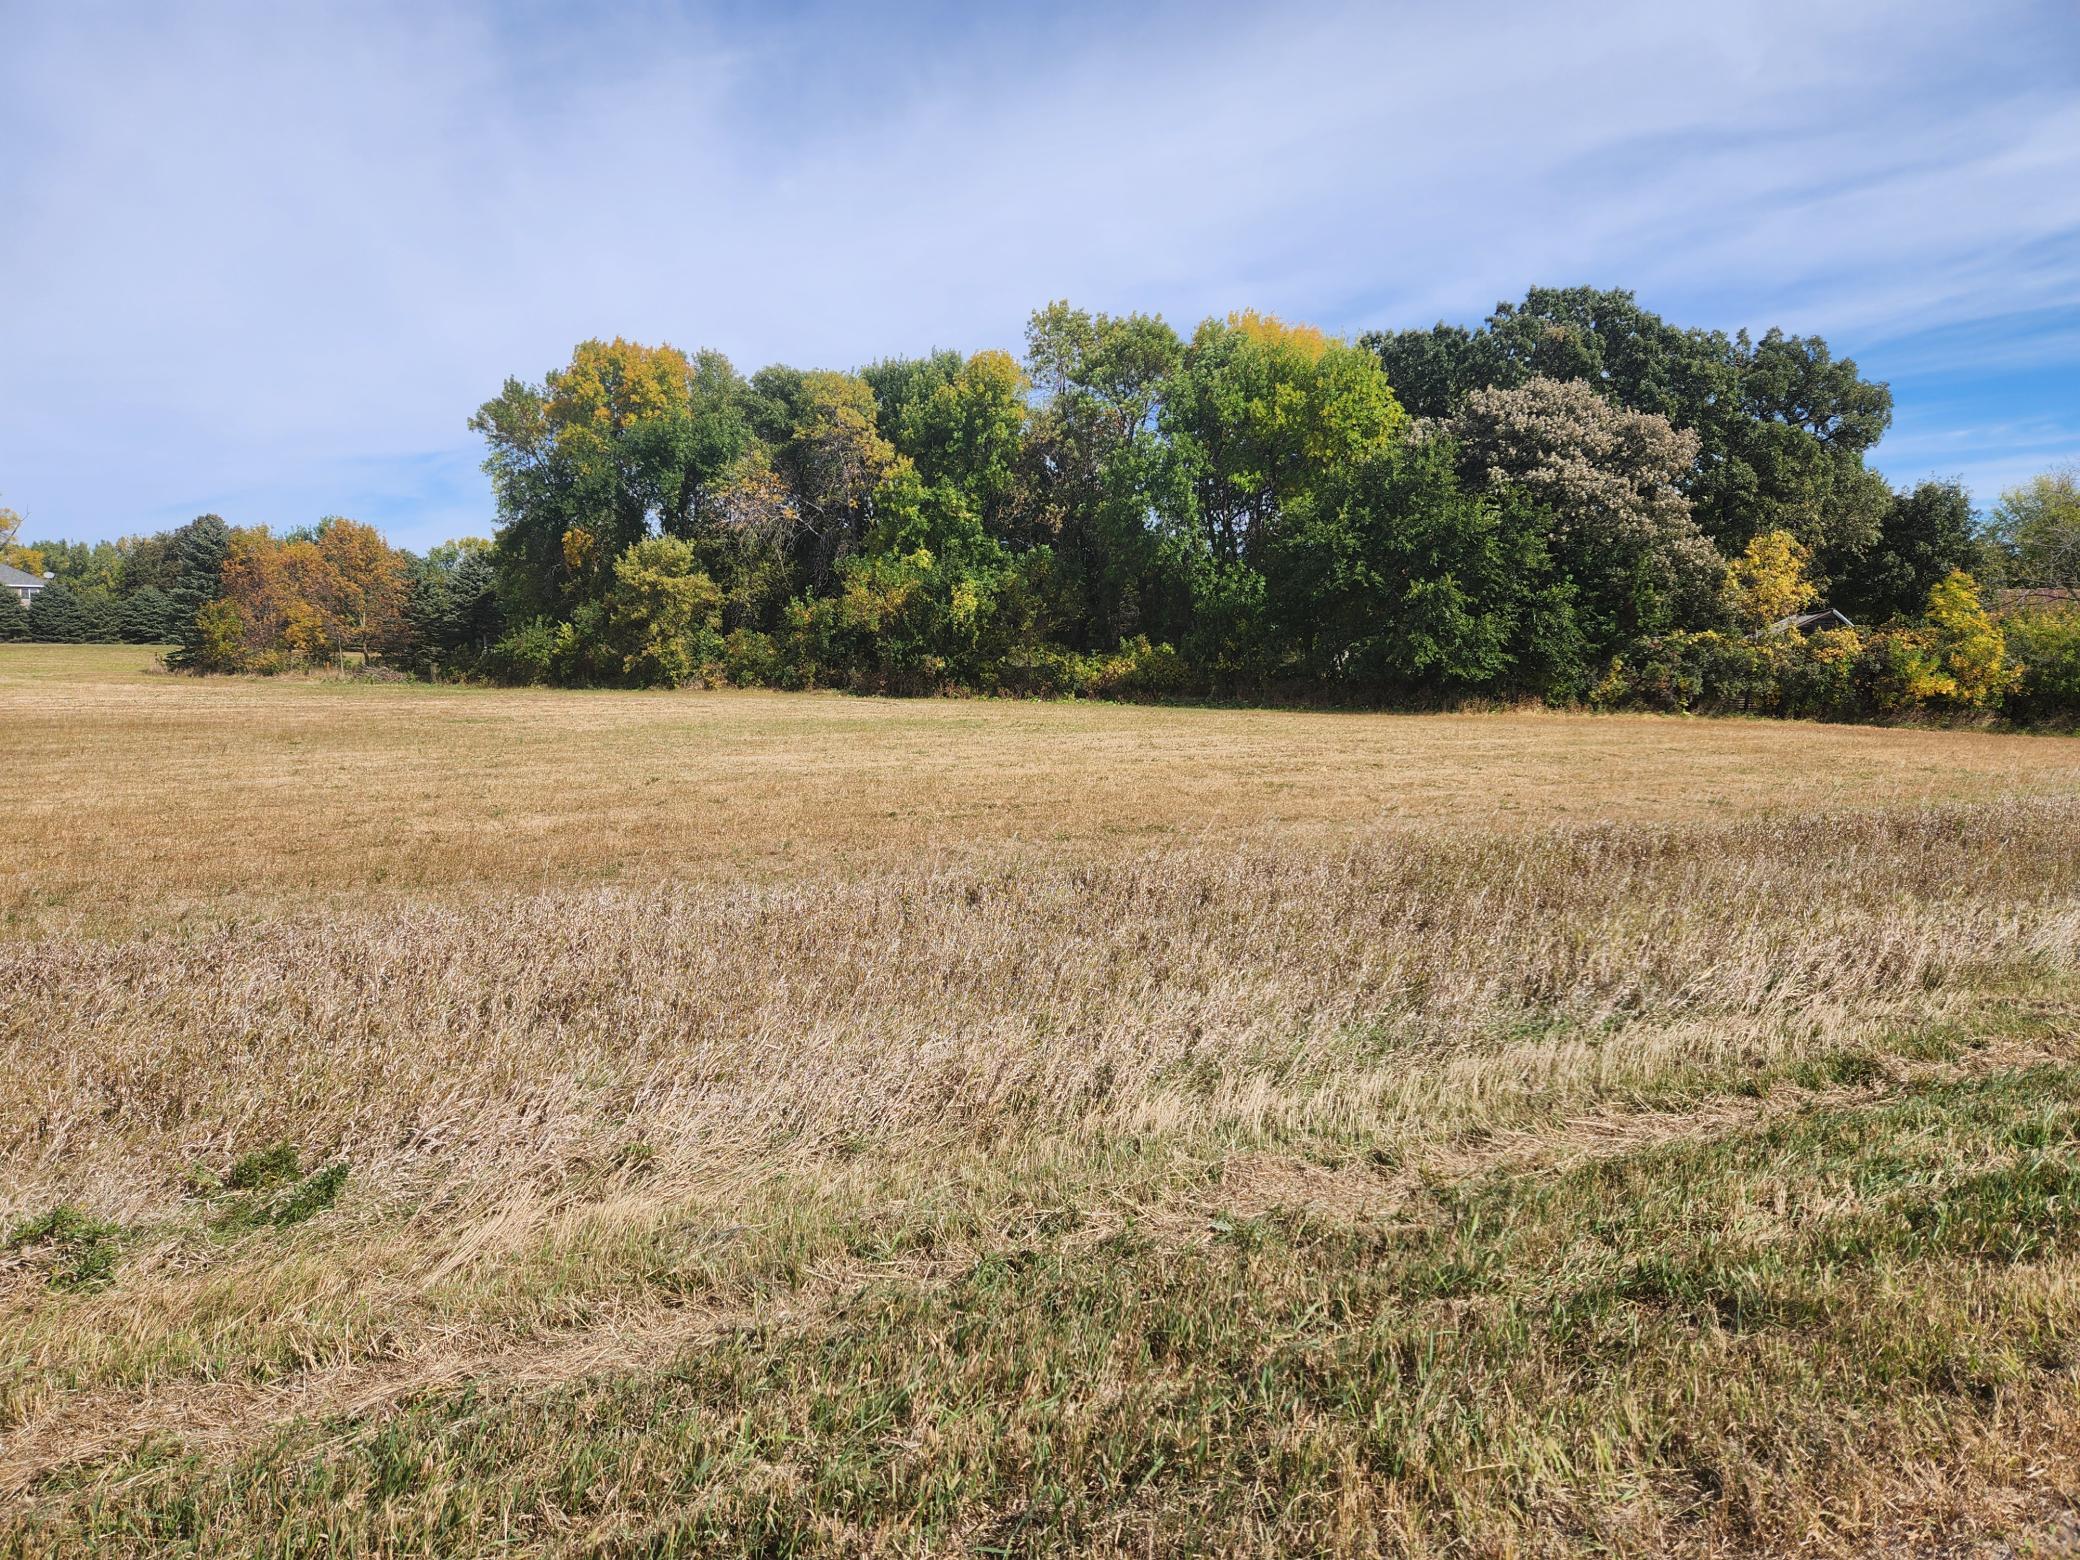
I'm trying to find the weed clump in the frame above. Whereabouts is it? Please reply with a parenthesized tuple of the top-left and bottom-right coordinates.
(225, 1142, 303, 1192)
(205, 1149, 349, 1233)
(5, 1206, 121, 1291)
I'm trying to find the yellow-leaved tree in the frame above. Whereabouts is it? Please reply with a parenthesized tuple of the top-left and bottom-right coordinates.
(1921, 570, 2019, 709)
(1723, 529, 1818, 631)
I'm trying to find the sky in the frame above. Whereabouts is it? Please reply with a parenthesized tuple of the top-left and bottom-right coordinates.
(2, 0, 2076, 552)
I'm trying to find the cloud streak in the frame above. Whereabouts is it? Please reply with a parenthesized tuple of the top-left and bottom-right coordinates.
(2, 0, 2075, 545)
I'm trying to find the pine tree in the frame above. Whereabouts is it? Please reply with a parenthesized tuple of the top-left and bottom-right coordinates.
(403, 561, 458, 675)
(27, 580, 86, 642)
(0, 589, 28, 642)
(449, 548, 504, 659)
(163, 514, 230, 669)
(119, 585, 177, 643)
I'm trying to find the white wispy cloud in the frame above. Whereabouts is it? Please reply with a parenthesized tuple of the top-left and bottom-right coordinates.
(1, 0, 2074, 545)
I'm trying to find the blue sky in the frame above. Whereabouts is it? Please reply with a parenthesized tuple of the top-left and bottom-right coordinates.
(2, 0, 2076, 552)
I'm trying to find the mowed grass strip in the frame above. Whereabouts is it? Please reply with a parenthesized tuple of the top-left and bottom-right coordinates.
(11, 1068, 2080, 1556)
(3, 647, 2080, 1554)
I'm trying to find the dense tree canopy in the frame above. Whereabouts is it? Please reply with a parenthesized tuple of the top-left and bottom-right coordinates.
(1830, 480, 1979, 623)
(1439, 375, 1722, 655)
(1364, 286, 1895, 566)
(7, 287, 2072, 724)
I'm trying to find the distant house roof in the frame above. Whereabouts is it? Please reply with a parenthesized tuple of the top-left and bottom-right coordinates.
(0, 561, 50, 590)
(1766, 607, 1854, 636)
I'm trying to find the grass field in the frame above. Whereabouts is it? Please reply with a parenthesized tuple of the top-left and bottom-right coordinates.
(4, 644, 2080, 1555)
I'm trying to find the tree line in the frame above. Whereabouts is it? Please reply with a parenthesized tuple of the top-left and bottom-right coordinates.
(4, 287, 2077, 721)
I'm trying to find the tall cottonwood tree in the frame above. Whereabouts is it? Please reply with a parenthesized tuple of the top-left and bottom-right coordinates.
(472, 339, 751, 618)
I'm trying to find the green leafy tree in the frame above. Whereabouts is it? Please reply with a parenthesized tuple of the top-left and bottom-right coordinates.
(187, 597, 249, 673)
(0, 587, 28, 642)
(687, 449, 801, 634)
(602, 536, 723, 687)
(114, 532, 180, 597)
(2001, 608, 2080, 723)
(1364, 286, 1893, 560)
(1022, 302, 1183, 649)
(888, 350, 1032, 539)
(768, 370, 898, 591)
(1266, 436, 1581, 695)
(1442, 375, 1723, 655)
(1985, 466, 2080, 600)
(1161, 312, 1407, 570)
(860, 350, 965, 451)
(1830, 480, 1979, 623)
(1157, 313, 1406, 685)
(473, 339, 752, 620)
(792, 463, 1039, 693)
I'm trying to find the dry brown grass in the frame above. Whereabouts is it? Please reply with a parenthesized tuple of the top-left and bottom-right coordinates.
(7, 642, 2078, 930)
(3, 644, 2080, 1555)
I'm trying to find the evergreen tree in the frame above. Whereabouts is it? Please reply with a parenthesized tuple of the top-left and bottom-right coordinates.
(71, 586, 121, 642)
(448, 547, 505, 658)
(0, 589, 28, 642)
(162, 514, 230, 669)
(27, 580, 86, 641)
(403, 558, 457, 675)
(118, 585, 178, 643)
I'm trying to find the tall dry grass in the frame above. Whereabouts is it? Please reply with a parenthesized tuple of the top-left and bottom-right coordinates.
(5, 648, 2080, 1553)
(7, 800, 2076, 1211)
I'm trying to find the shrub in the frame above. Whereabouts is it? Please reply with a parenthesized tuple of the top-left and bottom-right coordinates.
(1602, 630, 1783, 715)
(1777, 626, 1863, 721)
(1087, 636, 1191, 699)
(720, 628, 783, 687)
(2002, 606, 2080, 724)
(1854, 627, 1945, 717)
(186, 598, 250, 673)
(485, 618, 561, 685)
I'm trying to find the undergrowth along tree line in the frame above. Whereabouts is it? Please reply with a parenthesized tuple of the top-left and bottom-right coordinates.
(4, 286, 2076, 722)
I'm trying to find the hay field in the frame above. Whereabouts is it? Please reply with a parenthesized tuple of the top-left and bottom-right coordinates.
(4, 643, 2080, 1555)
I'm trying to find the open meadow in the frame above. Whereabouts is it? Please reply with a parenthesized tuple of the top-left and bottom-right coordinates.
(5, 643, 2080, 1555)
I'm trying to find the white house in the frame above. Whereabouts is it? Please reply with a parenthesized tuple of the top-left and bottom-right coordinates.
(1, 561, 53, 609)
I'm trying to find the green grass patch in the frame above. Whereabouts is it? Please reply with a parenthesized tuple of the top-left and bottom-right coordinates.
(5, 1206, 122, 1291)
(22, 1062, 2080, 1554)
(205, 1154, 351, 1235)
